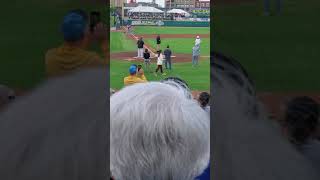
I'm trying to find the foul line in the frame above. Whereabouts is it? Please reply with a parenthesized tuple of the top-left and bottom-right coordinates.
(122, 26, 210, 59)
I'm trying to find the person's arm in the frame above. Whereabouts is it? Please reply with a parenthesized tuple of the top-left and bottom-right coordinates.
(140, 74, 147, 81)
(134, 76, 147, 83)
(101, 40, 108, 64)
(91, 23, 109, 65)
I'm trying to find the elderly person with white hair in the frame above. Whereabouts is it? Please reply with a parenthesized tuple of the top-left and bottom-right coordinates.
(110, 81, 210, 180)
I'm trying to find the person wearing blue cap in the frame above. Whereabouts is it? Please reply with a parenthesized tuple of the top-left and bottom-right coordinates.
(124, 64, 147, 86)
(45, 9, 108, 77)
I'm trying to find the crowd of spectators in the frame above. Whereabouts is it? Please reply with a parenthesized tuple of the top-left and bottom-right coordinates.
(128, 12, 165, 20)
(128, 13, 191, 21)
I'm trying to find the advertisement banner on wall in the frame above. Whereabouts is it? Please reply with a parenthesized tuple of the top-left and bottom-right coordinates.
(127, 20, 209, 27)
(130, 20, 164, 26)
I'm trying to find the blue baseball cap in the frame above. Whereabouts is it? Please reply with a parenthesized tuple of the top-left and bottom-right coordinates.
(61, 12, 87, 42)
(129, 65, 137, 75)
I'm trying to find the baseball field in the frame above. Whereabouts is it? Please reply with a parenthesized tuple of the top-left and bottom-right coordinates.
(110, 26, 210, 91)
(215, 0, 320, 116)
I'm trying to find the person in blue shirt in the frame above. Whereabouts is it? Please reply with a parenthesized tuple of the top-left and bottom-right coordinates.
(195, 162, 210, 180)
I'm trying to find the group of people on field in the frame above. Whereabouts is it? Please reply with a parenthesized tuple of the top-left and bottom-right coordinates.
(135, 34, 202, 76)
(136, 36, 172, 76)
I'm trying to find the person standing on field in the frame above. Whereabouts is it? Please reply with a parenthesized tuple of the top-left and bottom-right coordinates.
(192, 44, 200, 67)
(143, 49, 151, 72)
(155, 50, 166, 76)
(195, 35, 201, 46)
(164, 45, 172, 70)
(137, 37, 144, 58)
(156, 34, 161, 50)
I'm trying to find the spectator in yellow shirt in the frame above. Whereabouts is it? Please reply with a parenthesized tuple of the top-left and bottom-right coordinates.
(45, 9, 108, 77)
(124, 65, 147, 86)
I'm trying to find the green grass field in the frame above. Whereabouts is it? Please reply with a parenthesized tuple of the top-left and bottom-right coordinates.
(133, 26, 210, 34)
(214, 0, 320, 91)
(110, 32, 136, 52)
(0, 0, 107, 89)
(110, 59, 210, 90)
(110, 26, 210, 90)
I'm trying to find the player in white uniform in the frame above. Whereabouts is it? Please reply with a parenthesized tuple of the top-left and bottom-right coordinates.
(195, 35, 201, 46)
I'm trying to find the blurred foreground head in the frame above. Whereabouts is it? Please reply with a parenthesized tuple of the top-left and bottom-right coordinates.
(110, 82, 210, 180)
(212, 52, 320, 179)
(283, 96, 319, 144)
(198, 92, 210, 108)
(0, 68, 107, 179)
(0, 85, 15, 109)
(61, 10, 88, 42)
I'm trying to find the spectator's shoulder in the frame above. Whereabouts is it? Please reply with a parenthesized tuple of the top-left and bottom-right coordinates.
(45, 47, 58, 57)
(85, 51, 106, 65)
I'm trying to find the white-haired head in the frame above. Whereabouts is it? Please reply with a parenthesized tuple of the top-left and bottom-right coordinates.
(110, 82, 210, 180)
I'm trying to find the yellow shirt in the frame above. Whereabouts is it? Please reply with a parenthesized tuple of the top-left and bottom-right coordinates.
(45, 44, 106, 77)
(124, 75, 147, 86)
(137, 74, 147, 81)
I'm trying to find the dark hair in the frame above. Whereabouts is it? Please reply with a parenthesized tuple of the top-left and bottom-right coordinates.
(0, 69, 107, 179)
(161, 77, 189, 90)
(284, 96, 319, 144)
(212, 52, 254, 95)
(161, 77, 191, 99)
(145, 49, 148, 52)
(198, 92, 210, 108)
(167, 45, 169, 48)
(137, 64, 142, 67)
(157, 50, 162, 57)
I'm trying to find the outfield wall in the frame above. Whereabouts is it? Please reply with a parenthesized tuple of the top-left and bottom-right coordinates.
(125, 20, 210, 27)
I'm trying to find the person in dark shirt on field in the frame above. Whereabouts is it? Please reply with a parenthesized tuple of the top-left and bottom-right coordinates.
(156, 34, 161, 50)
(137, 37, 144, 58)
(163, 45, 172, 70)
(143, 49, 151, 72)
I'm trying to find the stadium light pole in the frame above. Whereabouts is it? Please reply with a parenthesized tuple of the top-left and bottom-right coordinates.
(121, 0, 124, 25)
